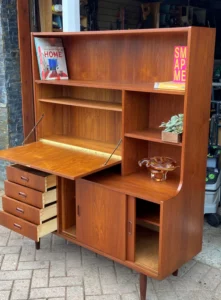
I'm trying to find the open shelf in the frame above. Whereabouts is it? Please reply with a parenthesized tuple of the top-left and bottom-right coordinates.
(52, 11, 62, 16)
(125, 128, 182, 147)
(135, 226, 159, 272)
(35, 80, 185, 95)
(63, 226, 76, 238)
(53, 28, 62, 32)
(39, 98, 122, 112)
(85, 169, 180, 203)
(137, 199, 160, 226)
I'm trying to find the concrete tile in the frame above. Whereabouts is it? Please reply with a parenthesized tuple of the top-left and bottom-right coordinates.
(183, 262, 211, 283)
(0, 281, 13, 291)
(49, 276, 82, 287)
(18, 260, 49, 270)
(31, 269, 49, 288)
(1, 254, 19, 270)
(99, 266, 117, 285)
(199, 267, 221, 291)
(0, 270, 32, 280)
(0, 235, 9, 246)
(86, 296, 121, 300)
(36, 250, 65, 261)
(66, 249, 82, 267)
(11, 279, 30, 300)
(157, 290, 178, 300)
(67, 286, 84, 300)
(102, 283, 137, 295)
(84, 266, 102, 296)
(0, 246, 20, 254)
(30, 287, 65, 299)
(0, 290, 10, 300)
(50, 260, 66, 277)
(121, 292, 139, 300)
(20, 245, 36, 262)
(152, 278, 173, 292)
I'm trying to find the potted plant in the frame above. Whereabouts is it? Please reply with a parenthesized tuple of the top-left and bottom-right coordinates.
(159, 114, 183, 143)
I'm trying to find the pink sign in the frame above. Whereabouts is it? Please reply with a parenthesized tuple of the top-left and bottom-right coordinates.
(173, 46, 187, 83)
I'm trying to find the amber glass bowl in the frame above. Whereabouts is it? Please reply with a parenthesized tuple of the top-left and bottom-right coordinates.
(138, 156, 179, 182)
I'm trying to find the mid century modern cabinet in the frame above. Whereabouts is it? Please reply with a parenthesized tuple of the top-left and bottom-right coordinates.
(0, 27, 215, 299)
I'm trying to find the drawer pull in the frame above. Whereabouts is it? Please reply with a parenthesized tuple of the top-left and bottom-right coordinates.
(21, 176, 29, 182)
(13, 223, 22, 229)
(16, 207, 24, 214)
(18, 192, 27, 198)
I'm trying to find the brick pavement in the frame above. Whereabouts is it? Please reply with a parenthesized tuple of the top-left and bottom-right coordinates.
(0, 190, 221, 300)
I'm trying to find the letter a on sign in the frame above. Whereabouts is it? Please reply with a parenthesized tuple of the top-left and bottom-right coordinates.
(173, 46, 187, 83)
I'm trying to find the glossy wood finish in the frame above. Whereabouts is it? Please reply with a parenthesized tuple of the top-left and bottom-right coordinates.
(4, 181, 56, 209)
(2, 196, 57, 225)
(0, 142, 121, 180)
(6, 165, 56, 192)
(127, 196, 136, 262)
(17, 0, 35, 143)
(76, 179, 127, 260)
(140, 274, 147, 300)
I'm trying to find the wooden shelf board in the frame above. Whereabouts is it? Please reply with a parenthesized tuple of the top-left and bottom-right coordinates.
(0, 138, 121, 180)
(53, 28, 62, 32)
(35, 80, 185, 95)
(39, 98, 122, 112)
(137, 215, 160, 227)
(63, 226, 76, 237)
(40, 135, 122, 157)
(135, 226, 159, 272)
(85, 170, 180, 203)
(125, 128, 182, 147)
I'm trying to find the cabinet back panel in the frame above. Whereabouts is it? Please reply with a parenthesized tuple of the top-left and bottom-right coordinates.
(148, 94, 184, 129)
(63, 34, 187, 84)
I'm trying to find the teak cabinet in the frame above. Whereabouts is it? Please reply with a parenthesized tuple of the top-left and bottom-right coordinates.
(0, 27, 215, 299)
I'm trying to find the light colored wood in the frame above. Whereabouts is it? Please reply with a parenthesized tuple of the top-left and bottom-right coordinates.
(38, 0, 52, 32)
(125, 129, 182, 146)
(76, 179, 127, 260)
(63, 226, 76, 237)
(38, 218, 57, 238)
(136, 226, 159, 273)
(4, 180, 56, 209)
(2, 196, 57, 225)
(36, 80, 185, 95)
(161, 131, 182, 144)
(6, 165, 56, 192)
(39, 98, 122, 112)
(0, 142, 121, 180)
(40, 204, 57, 222)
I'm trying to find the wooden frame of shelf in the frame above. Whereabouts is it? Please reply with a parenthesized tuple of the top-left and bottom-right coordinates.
(0, 28, 216, 300)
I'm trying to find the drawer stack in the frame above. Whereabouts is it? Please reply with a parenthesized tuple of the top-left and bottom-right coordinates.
(0, 164, 57, 244)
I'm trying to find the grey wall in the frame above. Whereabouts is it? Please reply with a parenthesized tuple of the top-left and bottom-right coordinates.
(0, 0, 23, 181)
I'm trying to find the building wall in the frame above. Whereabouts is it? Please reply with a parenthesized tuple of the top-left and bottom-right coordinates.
(98, 0, 141, 30)
(0, 0, 23, 182)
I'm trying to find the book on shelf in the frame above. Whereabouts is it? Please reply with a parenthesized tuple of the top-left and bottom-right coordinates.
(154, 46, 187, 91)
(34, 37, 68, 80)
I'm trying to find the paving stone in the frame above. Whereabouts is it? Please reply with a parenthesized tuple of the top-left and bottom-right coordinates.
(121, 292, 139, 300)
(67, 286, 84, 300)
(66, 249, 82, 267)
(9, 231, 24, 240)
(176, 289, 215, 300)
(99, 266, 117, 285)
(116, 271, 139, 285)
(52, 235, 66, 245)
(0, 246, 20, 254)
(102, 283, 137, 295)
(11, 279, 30, 300)
(20, 245, 36, 262)
(0, 290, 10, 300)
(50, 260, 66, 277)
(157, 290, 178, 300)
(1, 254, 19, 270)
(0, 281, 13, 290)
(36, 250, 65, 261)
(0, 235, 9, 246)
(31, 269, 49, 288)
(84, 266, 102, 296)
(66, 266, 84, 277)
(18, 260, 49, 270)
(52, 243, 80, 253)
(152, 278, 173, 292)
(49, 276, 82, 287)
(183, 262, 211, 283)
(214, 281, 221, 299)
(199, 267, 221, 291)
(86, 296, 121, 300)
(0, 226, 10, 234)
(0, 270, 32, 280)
(170, 277, 201, 291)
(30, 287, 65, 299)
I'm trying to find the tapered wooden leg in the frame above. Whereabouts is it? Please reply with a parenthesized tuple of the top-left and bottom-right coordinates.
(140, 273, 147, 300)
(35, 240, 40, 250)
(173, 269, 178, 277)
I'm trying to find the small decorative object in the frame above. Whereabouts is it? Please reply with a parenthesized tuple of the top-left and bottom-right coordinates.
(138, 156, 179, 182)
(159, 114, 183, 143)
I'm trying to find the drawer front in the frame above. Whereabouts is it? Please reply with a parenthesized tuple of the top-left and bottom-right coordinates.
(2, 196, 41, 225)
(0, 211, 38, 241)
(6, 165, 56, 192)
(0, 211, 58, 242)
(4, 181, 57, 209)
(4, 181, 44, 208)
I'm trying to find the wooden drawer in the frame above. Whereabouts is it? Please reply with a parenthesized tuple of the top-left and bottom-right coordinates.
(6, 164, 56, 192)
(0, 211, 57, 242)
(4, 181, 56, 209)
(2, 196, 57, 225)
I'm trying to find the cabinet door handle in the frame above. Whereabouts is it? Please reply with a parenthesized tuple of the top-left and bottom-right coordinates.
(21, 176, 29, 182)
(13, 223, 22, 229)
(16, 207, 24, 214)
(77, 205, 80, 216)
(18, 192, 27, 198)
(128, 221, 132, 235)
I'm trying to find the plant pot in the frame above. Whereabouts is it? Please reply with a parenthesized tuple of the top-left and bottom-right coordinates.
(161, 131, 182, 144)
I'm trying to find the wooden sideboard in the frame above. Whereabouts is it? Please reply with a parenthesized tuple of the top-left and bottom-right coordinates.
(0, 27, 215, 300)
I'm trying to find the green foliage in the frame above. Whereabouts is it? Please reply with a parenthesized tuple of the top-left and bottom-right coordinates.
(159, 114, 183, 134)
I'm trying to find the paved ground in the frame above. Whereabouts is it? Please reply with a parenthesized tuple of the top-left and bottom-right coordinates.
(0, 190, 221, 300)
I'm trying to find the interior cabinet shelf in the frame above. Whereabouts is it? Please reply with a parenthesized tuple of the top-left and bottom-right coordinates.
(39, 98, 122, 112)
(125, 128, 182, 146)
(135, 226, 159, 272)
(85, 170, 180, 203)
(137, 213, 160, 227)
(62, 226, 76, 237)
(35, 80, 185, 95)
